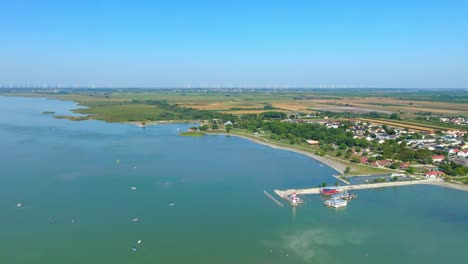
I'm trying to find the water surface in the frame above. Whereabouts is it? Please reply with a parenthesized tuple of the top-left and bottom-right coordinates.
(0, 96, 467, 263)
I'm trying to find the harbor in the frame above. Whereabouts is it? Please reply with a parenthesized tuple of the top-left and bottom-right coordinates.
(274, 179, 437, 208)
(275, 179, 434, 197)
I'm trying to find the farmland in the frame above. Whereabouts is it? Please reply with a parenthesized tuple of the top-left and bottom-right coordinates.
(2, 88, 468, 126)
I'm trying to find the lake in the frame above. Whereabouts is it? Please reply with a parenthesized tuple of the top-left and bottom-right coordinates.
(0, 96, 467, 263)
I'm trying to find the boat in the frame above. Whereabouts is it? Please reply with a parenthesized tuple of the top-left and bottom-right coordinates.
(324, 198, 348, 208)
(390, 173, 405, 177)
(285, 192, 303, 206)
(320, 187, 342, 195)
(329, 191, 358, 200)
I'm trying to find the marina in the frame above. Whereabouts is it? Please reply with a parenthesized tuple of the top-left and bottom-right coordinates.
(275, 179, 434, 197)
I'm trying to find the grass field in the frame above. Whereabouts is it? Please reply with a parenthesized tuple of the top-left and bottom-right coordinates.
(3, 89, 468, 124)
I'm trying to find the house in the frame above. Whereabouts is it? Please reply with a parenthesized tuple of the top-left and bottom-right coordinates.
(224, 120, 233, 126)
(306, 139, 319, 145)
(431, 155, 445, 163)
(457, 150, 468, 158)
(360, 157, 368, 164)
(449, 149, 460, 155)
(425, 170, 445, 180)
(399, 163, 411, 169)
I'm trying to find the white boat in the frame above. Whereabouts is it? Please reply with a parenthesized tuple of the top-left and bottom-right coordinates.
(131, 186, 137, 190)
(324, 198, 348, 208)
(16, 203, 23, 207)
(390, 173, 405, 177)
(169, 203, 175, 206)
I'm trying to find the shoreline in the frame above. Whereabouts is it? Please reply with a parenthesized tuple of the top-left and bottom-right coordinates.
(206, 131, 346, 174)
(208, 132, 468, 192)
(426, 181, 468, 192)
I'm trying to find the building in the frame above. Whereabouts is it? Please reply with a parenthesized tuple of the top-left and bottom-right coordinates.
(431, 155, 445, 163)
(457, 150, 468, 158)
(425, 170, 445, 180)
(306, 139, 319, 145)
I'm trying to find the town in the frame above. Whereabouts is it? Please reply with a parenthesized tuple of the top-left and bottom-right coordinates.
(196, 110, 468, 185)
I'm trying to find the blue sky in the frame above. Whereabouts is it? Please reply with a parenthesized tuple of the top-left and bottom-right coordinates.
(1, 0, 467, 88)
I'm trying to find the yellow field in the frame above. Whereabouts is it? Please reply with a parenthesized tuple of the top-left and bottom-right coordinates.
(356, 118, 443, 132)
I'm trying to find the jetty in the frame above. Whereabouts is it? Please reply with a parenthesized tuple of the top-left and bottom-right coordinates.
(275, 179, 433, 198)
(264, 190, 283, 207)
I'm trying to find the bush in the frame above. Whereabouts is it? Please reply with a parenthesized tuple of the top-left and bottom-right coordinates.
(199, 125, 209, 131)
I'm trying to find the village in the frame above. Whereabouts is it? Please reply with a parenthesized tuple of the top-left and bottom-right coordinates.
(286, 115, 468, 183)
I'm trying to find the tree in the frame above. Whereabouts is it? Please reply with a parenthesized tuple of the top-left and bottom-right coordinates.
(199, 125, 209, 131)
(406, 166, 416, 174)
(344, 166, 351, 174)
(225, 124, 233, 133)
(390, 113, 401, 120)
(415, 149, 432, 164)
(211, 124, 219, 129)
(336, 151, 342, 157)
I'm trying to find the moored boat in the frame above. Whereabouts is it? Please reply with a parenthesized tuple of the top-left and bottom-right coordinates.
(320, 187, 342, 195)
(324, 198, 348, 208)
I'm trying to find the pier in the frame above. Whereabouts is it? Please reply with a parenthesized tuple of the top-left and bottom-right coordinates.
(264, 190, 283, 207)
(275, 179, 433, 198)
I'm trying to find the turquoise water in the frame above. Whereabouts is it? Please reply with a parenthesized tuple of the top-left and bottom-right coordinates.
(0, 96, 467, 264)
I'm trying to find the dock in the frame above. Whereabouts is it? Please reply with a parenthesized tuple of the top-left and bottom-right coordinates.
(264, 190, 283, 207)
(275, 179, 433, 198)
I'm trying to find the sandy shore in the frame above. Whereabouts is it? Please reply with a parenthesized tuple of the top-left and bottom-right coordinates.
(426, 181, 468, 192)
(207, 132, 346, 173)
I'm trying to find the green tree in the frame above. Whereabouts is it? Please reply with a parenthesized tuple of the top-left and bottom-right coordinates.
(344, 166, 351, 174)
(199, 125, 209, 131)
(406, 167, 416, 174)
(390, 113, 401, 120)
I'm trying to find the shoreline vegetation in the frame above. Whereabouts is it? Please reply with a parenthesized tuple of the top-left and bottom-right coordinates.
(179, 131, 205, 137)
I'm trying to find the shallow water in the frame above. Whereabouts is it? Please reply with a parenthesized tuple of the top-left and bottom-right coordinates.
(0, 96, 467, 263)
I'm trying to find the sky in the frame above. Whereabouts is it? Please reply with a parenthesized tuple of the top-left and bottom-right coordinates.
(1, 0, 467, 88)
